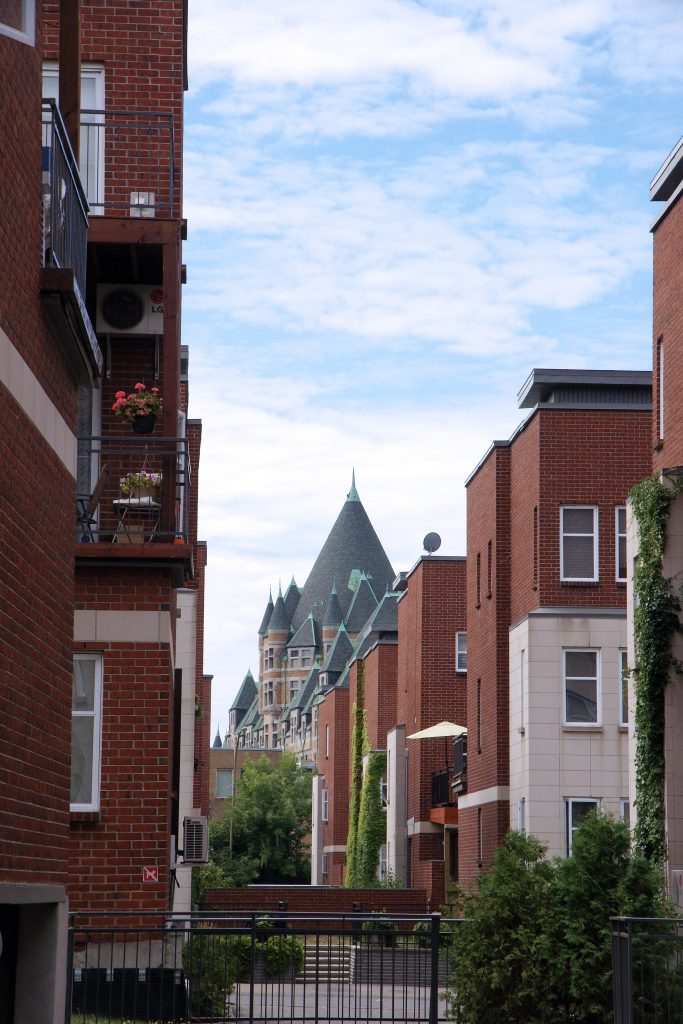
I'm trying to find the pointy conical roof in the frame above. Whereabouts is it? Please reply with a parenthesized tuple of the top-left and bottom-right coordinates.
(268, 586, 291, 633)
(231, 670, 257, 711)
(321, 623, 354, 675)
(284, 577, 301, 621)
(344, 573, 379, 633)
(288, 613, 319, 650)
(258, 591, 274, 636)
(323, 579, 343, 628)
(291, 475, 394, 630)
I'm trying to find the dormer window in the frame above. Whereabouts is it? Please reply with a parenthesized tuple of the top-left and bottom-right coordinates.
(301, 650, 311, 668)
(289, 649, 299, 668)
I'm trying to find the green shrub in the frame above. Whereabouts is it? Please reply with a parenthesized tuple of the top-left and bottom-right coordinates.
(362, 912, 397, 947)
(262, 934, 304, 976)
(182, 931, 236, 1017)
(412, 920, 431, 948)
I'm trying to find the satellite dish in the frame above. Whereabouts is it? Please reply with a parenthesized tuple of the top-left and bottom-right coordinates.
(423, 532, 441, 555)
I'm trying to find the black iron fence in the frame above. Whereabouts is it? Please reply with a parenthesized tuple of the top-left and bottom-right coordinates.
(41, 100, 89, 295)
(612, 916, 683, 1024)
(67, 911, 460, 1023)
(76, 435, 191, 544)
(79, 108, 176, 217)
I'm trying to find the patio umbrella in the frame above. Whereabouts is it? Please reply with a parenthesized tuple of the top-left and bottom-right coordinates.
(407, 721, 467, 773)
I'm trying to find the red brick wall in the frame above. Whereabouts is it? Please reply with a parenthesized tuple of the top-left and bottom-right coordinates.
(0, 394, 74, 884)
(71, 568, 177, 913)
(364, 643, 398, 750)
(317, 684, 350, 871)
(536, 409, 651, 609)
(43, 1, 185, 220)
(0, 29, 76, 887)
(464, 446, 511, 882)
(205, 886, 431, 923)
(653, 198, 683, 472)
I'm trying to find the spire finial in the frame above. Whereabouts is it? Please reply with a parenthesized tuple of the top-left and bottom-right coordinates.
(347, 469, 360, 502)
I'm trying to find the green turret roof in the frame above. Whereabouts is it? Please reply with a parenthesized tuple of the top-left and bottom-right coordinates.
(268, 585, 291, 633)
(230, 670, 258, 712)
(284, 577, 301, 621)
(288, 613, 318, 650)
(323, 578, 343, 628)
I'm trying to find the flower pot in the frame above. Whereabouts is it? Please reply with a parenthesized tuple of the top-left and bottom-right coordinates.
(133, 413, 156, 435)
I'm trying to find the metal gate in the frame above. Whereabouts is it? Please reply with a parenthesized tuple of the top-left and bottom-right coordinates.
(67, 911, 457, 1023)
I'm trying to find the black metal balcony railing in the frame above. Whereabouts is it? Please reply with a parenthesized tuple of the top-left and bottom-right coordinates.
(79, 109, 176, 217)
(432, 770, 451, 808)
(76, 435, 191, 545)
(41, 100, 89, 295)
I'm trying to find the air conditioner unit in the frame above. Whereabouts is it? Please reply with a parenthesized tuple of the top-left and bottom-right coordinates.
(96, 283, 164, 334)
(182, 816, 209, 864)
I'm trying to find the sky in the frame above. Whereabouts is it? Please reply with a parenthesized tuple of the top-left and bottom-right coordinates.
(180, 0, 683, 735)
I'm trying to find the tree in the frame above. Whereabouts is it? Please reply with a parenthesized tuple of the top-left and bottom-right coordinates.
(449, 815, 671, 1024)
(552, 811, 670, 1024)
(449, 831, 557, 1024)
(196, 753, 312, 903)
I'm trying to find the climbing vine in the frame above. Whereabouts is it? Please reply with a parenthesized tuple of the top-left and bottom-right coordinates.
(630, 475, 683, 862)
(345, 660, 369, 887)
(355, 751, 387, 886)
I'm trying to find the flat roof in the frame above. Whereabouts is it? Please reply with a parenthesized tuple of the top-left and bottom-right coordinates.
(651, 137, 683, 201)
(517, 368, 652, 408)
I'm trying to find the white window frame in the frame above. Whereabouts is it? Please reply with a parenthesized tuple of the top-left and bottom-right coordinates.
(615, 506, 627, 583)
(215, 768, 234, 799)
(289, 649, 299, 668)
(378, 843, 387, 883)
(560, 506, 598, 582)
(658, 338, 665, 440)
(71, 653, 103, 811)
(619, 649, 629, 727)
(325, 723, 330, 758)
(290, 678, 299, 700)
(301, 650, 311, 668)
(321, 852, 329, 877)
(563, 649, 601, 727)
(321, 788, 329, 822)
(0, 0, 35, 44)
(42, 63, 105, 209)
(621, 800, 630, 825)
(565, 798, 599, 856)
(455, 631, 468, 673)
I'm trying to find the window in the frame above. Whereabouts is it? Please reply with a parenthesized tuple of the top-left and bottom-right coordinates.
(380, 775, 388, 809)
(301, 650, 311, 668)
(565, 798, 599, 855)
(264, 647, 274, 670)
(621, 800, 630, 826)
(0, 0, 35, 44)
(533, 506, 538, 590)
(486, 539, 492, 598)
(42, 63, 105, 208)
(325, 723, 330, 758)
(620, 650, 629, 727)
(289, 649, 299, 667)
(564, 650, 600, 725)
(561, 506, 598, 581)
(476, 679, 482, 753)
(616, 507, 627, 582)
(290, 679, 299, 700)
(71, 653, 103, 810)
(215, 768, 234, 798)
(455, 632, 468, 673)
(378, 844, 387, 883)
(517, 797, 526, 833)
(477, 807, 483, 868)
(322, 788, 329, 822)
(263, 680, 274, 706)
(321, 852, 329, 877)
(476, 552, 481, 607)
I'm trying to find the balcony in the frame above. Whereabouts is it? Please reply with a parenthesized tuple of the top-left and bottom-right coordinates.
(80, 109, 176, 218)
(75, 434, 191, 552)
(431, 769, 452, 808)
(430, 735, 467, 824)
(41, 100, 101, 384)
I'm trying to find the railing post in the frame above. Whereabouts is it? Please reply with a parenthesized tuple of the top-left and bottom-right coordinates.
(249, 913, 256, 1024)
(428, 912, 441, 1024)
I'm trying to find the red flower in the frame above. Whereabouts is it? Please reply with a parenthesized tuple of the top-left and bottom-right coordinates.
(134, 382, 146, 391)
(115, 390, 126, 398)
(151, 387, 160, 393)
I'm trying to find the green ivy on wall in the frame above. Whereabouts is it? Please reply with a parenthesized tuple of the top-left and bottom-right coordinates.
(630, 474, 683, 862)
(345, 659, 369, 887)
(355, 750, 387, 886)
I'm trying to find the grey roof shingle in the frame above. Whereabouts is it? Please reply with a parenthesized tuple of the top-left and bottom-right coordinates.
(322, 623, 354, 675)
(288, 614, 318, 650)
(268, 587, 291, 633)
(323, 579, 343, 628)
(291, 478, 395, 631)
(344, 573, 379, 633)
(284, 577, 301, 621)
(230, 670, 258, 712)
(258, 592, 274, 636)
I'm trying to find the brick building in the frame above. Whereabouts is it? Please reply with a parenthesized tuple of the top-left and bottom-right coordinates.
(40, 0, 208, 921)
(462, 369, 651, 882)
(0, 4, 207, 1015)
(0, 5, 88, 1019)
(626, 139, 683, 885)
(390, 556, 467, 906)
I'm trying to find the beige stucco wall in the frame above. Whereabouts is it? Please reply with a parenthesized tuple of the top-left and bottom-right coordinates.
(510, 612, 629, 858)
